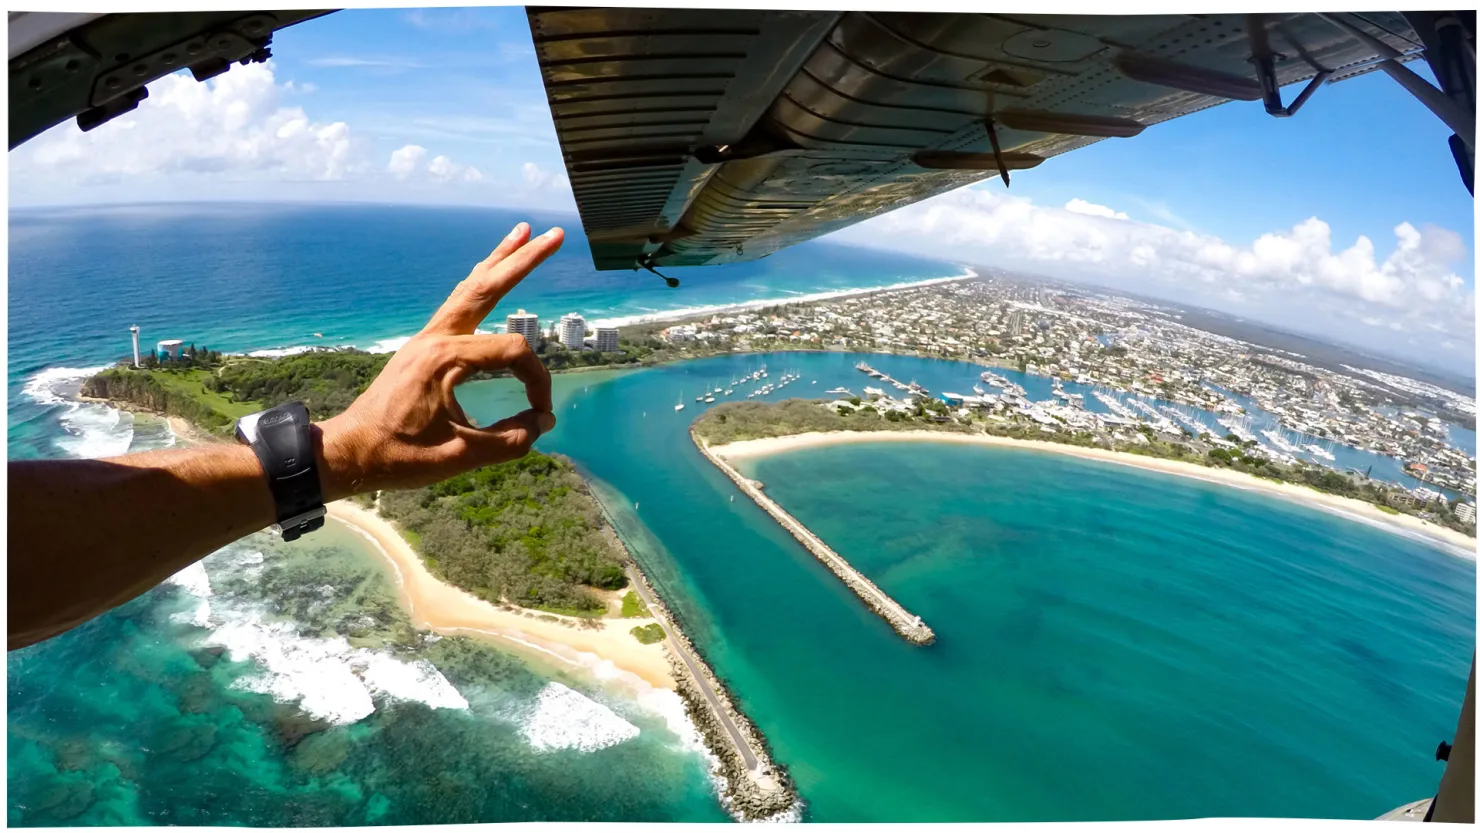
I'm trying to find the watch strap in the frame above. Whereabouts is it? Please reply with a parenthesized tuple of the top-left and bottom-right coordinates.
(236, 401, 326, 541)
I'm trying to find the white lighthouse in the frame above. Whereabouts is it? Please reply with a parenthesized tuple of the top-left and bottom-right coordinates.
(129, 325, 141, 368)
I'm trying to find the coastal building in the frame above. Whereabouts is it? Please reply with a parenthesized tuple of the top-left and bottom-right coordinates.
(594, 326, 620, 352)
(558, 313, 587, 349)
(1456, 502, 1476, 524)
(129, 325, 141, 368)
(505, 309, 540, 345)
(156, 339, 183, 361)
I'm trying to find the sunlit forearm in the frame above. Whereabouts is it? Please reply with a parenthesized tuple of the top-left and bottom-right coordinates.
(8, 444, 275, 650)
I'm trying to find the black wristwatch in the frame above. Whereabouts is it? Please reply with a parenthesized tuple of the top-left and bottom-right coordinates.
(235, 400, 326, 541)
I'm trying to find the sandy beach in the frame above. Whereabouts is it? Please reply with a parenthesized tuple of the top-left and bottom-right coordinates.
(710, 431, 1477, 558)
(327, 500, 677, 689)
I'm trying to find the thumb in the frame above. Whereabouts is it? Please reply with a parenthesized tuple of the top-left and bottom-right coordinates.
(465, 408, 556, 463)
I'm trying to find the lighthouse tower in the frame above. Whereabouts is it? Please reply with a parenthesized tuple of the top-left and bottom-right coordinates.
(129, 325, 141, 368)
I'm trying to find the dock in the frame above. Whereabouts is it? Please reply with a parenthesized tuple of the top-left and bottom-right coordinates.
(694, 433, 936, 646)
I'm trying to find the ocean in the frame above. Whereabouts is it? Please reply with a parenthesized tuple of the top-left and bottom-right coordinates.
(8, 203, 1475, 824)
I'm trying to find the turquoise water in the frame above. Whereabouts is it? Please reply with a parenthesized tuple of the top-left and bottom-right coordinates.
(7, 512, 726, 826)
(9, 205, 1475, 823)
(456, 350, 1476, 821)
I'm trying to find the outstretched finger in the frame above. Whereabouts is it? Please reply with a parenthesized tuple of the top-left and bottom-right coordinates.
(448, 333, 552, 413)
(424, 223, 530, 334)
(426, 226, 564, 335)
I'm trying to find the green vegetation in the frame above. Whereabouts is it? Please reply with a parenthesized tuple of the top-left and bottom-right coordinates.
(693, 398, 971, 445)
(82, 350, 391, 434)
(621, 590, 649, 618)
(629, 623, 665, 644)
(377, 453, 628, 614)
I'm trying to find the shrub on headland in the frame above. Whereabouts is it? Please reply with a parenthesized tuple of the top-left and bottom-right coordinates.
(377, 453, 628, 614)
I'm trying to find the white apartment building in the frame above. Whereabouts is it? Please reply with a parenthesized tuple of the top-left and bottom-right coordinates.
(1456, 502, 1476, 524)
(594, 326, 619, 352)
(558, 312, 586, 349)
(505, 309, 540, 345)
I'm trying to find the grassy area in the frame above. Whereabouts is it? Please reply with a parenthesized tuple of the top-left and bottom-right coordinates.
(621, 590, 649, 618)
(1376, 504, 1401, 515)
(147, 368, 260, 420)
(630, 623, 665, 644)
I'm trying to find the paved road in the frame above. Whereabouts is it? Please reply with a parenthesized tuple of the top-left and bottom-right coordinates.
(626, 569, 762, 774)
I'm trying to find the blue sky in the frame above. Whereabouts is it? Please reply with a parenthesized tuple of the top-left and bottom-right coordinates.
(9, 6, 1475, 372)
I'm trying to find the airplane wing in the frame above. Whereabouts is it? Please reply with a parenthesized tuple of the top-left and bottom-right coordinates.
(8, 10, 332, 149)
(524, 9, 1475, 272)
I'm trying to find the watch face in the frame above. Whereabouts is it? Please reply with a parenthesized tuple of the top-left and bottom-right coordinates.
(259, 414, 302, 468)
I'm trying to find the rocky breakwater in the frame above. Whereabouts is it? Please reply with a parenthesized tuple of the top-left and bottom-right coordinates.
(693, 432, 936, 646)
(594, 513, 798, 821)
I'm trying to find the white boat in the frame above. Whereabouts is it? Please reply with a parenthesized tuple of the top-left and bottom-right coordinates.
(825, 387, 853, 396)
(724, 389, 733, 395)
(705, 395, 716, 403)
(695, 394, 704, 402)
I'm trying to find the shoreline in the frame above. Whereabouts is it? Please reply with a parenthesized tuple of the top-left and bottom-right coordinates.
(326, 499, 678, 689)
(709, 431, 1477, 559)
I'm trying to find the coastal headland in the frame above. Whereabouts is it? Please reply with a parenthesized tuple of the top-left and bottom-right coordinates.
(710, 430, 1477, 558)
(694, 430, 937, 644)
(79, 356, 799, 821)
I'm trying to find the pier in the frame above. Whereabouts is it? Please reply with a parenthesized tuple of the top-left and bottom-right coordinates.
(694, 433, 936, 646)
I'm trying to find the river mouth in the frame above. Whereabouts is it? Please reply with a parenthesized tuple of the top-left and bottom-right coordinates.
(456, 350, 1476, 822)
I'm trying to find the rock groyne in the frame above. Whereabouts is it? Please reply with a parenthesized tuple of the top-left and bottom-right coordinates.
(694, 432, 936, 646)
(593, 500, 798, 821)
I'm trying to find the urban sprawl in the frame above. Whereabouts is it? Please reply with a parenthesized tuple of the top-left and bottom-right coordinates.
(517, 274, 1476, 527)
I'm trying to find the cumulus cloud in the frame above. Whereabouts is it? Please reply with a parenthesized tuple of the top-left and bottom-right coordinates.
(386, 144, 428, 179)
(522, 161, 569, 192)
(840, 186, 1474, 364)
(1065, 198, 1128, 220)
(15, 62, 487, 195)
(386, 144, 482, 184)
(20, 62, 362, 182)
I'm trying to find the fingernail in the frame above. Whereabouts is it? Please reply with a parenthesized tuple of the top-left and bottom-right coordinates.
(537, 412, 556, 435)
(507, 223, 525, 239)
(543, 227, 561, 238)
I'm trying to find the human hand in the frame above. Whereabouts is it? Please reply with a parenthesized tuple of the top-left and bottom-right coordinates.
(315, 222, 564, 499)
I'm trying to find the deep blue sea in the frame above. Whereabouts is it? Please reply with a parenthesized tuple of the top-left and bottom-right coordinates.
(8, 203, 1475, 824)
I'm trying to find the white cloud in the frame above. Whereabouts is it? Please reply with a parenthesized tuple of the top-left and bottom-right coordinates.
(428, 154, 484, 184)
(20, 62, 362, 183)
(522, 161, 569, 192)
(1065, 198, 1128, 220)
(839, 187, 1474, 366)
(387, 144, 427, 179)
(13, 63, 487, 196)
(386, 144, 482, 184)
(307, 56, 426, 69)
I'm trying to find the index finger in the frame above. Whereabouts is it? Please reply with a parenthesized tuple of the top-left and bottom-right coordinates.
(449, 333, 553, 414)
(426, 227, 565, 335)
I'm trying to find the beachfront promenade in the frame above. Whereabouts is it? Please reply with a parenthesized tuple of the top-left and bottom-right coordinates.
(693, 434, 936, 646)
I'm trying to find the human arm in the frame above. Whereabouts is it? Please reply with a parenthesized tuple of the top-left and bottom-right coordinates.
(8, 222, 564, 650)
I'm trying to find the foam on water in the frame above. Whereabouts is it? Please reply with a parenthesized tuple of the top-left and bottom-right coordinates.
(22, 365, 135, 458)
(165, 544, 469, 726)
(517, 682, 639, 753)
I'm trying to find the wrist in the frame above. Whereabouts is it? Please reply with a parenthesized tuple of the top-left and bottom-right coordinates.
(313, 416, 370, 502)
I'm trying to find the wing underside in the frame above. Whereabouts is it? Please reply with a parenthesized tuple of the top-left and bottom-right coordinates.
(525, 9, 1428, 271)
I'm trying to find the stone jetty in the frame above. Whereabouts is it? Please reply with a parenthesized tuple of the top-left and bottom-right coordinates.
(693, 432, 936, 645)
(593, 501, 798, 821)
